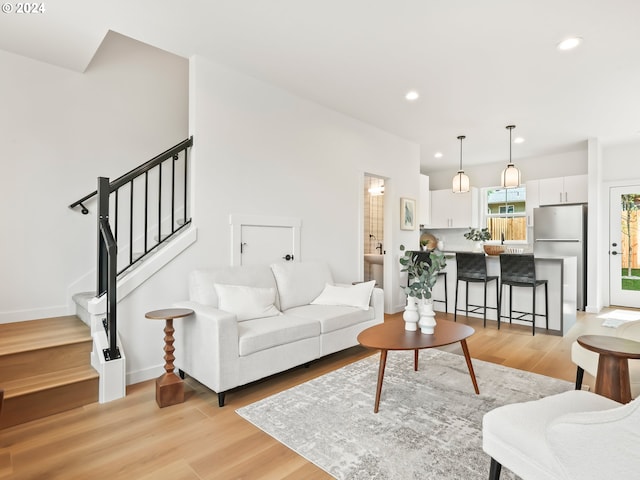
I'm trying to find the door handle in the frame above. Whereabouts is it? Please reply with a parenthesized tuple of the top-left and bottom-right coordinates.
(282, 254, 294, 261)
(611, 251, 618, 255)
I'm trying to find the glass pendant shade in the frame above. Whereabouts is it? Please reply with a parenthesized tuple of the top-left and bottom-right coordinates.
(501, 163, 521, 188)
(500, 125, 521, 188)
(452, 171, 470, 193)
(452, 135, 470, 193)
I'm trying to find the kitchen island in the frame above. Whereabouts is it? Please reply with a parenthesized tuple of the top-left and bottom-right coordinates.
(432, 252, 577, 335)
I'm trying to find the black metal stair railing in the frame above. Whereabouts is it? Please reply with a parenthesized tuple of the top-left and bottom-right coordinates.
(71, 137, 193, 361)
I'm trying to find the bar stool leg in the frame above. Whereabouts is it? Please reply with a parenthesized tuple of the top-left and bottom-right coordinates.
(454, 280, 459, 322)
(509, 285, 513, 324)
(495, 280, 500, 329)
(483, 281, 487, 327)
(532, 285, 536, 336)
(443, 274, 448, 314)
(498, 283, 502, 330)
(544, 283, 549, 330)
(465, 281, 469, 318)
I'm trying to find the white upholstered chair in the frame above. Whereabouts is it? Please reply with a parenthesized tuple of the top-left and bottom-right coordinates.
(482, 389, 640, 479)
(572, 320, 640, 397)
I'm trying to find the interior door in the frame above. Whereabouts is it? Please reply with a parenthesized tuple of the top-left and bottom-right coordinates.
(609, 185, 640, 307)
(240, 225, 295, 266)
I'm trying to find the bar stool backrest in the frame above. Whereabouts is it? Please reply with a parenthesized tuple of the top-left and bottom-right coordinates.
(456, 252, 488, 280)
(500, 253, 536, 284)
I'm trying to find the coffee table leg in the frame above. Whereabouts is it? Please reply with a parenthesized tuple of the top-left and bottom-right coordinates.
(414, 349, 419, 371)
(374, 349, 388, 413)
(460, 339, 480, 394)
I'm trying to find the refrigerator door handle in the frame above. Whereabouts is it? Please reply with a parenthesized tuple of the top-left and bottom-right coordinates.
(534, 238, 580, 243)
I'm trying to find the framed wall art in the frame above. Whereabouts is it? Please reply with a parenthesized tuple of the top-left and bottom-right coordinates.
(400, 197, 416, 230)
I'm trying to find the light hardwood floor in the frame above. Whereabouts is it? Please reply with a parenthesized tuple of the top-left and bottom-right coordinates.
(0, 310, 612, 479)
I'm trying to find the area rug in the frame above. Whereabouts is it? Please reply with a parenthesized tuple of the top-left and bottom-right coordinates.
(236, 349, 573, 480)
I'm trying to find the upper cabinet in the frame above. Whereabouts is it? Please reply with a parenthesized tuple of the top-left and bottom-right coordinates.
(428, 187, 478, 229)
(525, 179, 540, 227)
(538, 174, 588, 206)
(419, 174, 430, 227)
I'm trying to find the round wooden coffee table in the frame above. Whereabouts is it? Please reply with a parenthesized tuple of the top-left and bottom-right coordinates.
(357, 318, 479, 413)
(577, 334, 640, 404)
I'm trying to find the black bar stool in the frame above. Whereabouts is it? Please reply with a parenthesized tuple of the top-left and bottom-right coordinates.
(454, 252, 499, 327)
(408, 251, 448, 312)
(498, 254, 548, 336)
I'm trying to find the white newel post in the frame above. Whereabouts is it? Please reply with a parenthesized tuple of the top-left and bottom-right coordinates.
(73, 292, 126, 403)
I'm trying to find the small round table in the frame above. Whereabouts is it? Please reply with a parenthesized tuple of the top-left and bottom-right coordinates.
(577, 334, 640, 404)
(358, 318, 479, 413)
(145, 308, 194, 408)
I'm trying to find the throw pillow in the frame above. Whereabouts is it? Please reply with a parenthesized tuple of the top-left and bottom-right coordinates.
(213, 284, 281, 321)
(310, 281, 376, 311)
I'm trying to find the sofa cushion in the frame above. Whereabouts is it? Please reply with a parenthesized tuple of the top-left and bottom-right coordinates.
(311, 281, 375, 310)
(285, 304, 375, 334)
(271, 261, 333, 311)
(238, 314, 320, 356)
(189, 266, 278, 307)
(214, 284, 281, 321)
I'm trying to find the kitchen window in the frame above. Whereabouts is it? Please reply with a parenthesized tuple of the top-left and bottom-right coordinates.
(483, 186, 527, 242)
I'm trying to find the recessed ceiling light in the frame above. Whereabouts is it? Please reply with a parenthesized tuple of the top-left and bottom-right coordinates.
(405, 90, 419, 101)
(434, 152, 443, 158)
(557, 37, 583, 51)
(513, 137, 525, 144)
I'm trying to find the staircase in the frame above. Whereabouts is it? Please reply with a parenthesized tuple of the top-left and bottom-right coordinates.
(0, 316, 98, 429)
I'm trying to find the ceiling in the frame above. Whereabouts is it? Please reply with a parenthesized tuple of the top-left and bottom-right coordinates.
(2, 0, 640, 172)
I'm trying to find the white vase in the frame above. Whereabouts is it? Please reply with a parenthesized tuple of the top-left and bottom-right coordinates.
(474, 241, 483, 252)
(403, 297, 419, 331)
(418, 298, 437, 334)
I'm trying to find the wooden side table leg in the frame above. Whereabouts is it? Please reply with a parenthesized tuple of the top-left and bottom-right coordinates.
(374, 349, 388, 413)
(595, 354, 631, 404)
(156, 318, 184, 408)
(461, 339, 480, 394)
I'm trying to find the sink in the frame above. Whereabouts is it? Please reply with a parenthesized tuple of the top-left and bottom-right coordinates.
(364, 254, 384, 265)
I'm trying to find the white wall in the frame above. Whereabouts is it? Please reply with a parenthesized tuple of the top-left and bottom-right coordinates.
(188, 55, 421, 315)
(0, 31, 188, 322)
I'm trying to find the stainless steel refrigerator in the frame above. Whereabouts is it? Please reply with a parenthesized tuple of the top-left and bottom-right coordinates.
(533, 204, 587, 310)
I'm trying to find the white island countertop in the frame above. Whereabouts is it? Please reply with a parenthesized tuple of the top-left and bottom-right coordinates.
(433, 253, 577, 335)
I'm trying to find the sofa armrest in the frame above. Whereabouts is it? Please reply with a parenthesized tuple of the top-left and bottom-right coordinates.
(173, 300, 240, 393)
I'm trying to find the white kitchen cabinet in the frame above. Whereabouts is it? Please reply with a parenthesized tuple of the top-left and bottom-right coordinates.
(539, 174, 587, 206)
(419, 174, 430, 227)
(428, 187, 478, 228)
(525, 179, 539, 227)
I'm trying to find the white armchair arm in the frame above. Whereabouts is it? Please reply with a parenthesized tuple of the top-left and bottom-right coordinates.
(547, 396, 640, 479)
(173, 300, 240, 395)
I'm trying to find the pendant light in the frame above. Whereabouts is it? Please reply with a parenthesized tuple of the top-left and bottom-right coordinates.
(501, 125, 521, 188)
(452, 135, 470, 193)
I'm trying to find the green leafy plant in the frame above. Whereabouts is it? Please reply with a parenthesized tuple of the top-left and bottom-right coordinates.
(399, 245, 447, 300)
(463, 227, 491, 242)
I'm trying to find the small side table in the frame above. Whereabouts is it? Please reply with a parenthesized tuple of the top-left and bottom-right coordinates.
(145, 308, 194, 408)
(577, 334, 640, 404)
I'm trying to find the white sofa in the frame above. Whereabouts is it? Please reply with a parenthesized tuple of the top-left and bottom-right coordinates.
(174, 261, 384, 406)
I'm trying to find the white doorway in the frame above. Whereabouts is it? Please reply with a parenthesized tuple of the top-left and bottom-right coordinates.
(230, 214, 301, 266)
(609, 186, 640, 307)
(364, 175, 385, 288)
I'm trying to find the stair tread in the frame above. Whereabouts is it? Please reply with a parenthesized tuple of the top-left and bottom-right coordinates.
(0, 316, 91, 356)
(3, 365, 99, 399)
